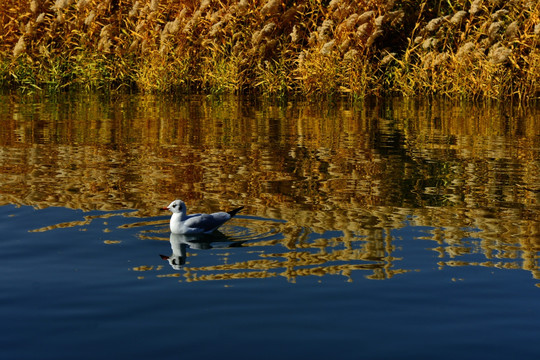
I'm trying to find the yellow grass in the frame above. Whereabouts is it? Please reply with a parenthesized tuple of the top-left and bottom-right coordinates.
(1, 0, 539, 100)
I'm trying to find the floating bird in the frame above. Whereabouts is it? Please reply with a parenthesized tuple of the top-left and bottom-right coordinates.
(161, 199, 244, 235)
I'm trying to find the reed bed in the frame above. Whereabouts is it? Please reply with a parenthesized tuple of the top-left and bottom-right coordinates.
(1, 0, 539, 100)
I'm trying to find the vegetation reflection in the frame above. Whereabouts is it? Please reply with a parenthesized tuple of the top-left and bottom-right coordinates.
(0, 94, 538, 283)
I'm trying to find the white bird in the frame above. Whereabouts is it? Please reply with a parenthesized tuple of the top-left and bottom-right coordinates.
(161, 199, 244, 235)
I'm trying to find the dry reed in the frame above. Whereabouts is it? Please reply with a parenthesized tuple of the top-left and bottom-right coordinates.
(1, 0, 539, 100)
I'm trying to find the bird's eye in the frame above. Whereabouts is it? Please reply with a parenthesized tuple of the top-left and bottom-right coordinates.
(172, 204, 177, 208)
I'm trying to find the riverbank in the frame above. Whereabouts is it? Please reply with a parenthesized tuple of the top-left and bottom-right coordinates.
(1, 0, 539, 100)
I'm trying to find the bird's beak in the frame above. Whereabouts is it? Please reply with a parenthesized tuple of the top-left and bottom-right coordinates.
(159, 254, 170, 260)
(160, 206, 169, 211)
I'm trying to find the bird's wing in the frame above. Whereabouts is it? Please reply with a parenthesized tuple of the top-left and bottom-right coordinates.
(183, 212, 231, 232)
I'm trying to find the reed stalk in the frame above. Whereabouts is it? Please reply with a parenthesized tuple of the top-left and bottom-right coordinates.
(0, 0, 538, 100)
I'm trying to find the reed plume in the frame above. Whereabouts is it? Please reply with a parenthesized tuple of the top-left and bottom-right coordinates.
(0, 0, 538, 100)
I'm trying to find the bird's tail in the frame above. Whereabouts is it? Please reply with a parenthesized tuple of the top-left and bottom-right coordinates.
(227, 206, 244, 218)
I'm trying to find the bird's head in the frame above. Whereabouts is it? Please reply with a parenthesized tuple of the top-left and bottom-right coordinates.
(161, 199, 186, 214)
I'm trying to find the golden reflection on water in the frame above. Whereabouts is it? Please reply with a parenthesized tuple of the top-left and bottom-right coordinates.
(0, 93, 539, 282)
(139, 227, 406, 283)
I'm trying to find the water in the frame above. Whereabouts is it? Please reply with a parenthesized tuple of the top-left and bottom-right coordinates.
(0, 93, 539, 359)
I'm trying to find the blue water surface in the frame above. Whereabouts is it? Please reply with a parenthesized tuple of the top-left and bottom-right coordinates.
(0, 204, 539, 360)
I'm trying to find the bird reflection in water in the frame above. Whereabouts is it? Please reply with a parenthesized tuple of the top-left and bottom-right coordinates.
(160, 232, 246, 270)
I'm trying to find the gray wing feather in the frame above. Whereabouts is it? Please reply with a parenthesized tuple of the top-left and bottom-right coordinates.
(184, 212, 231, 232)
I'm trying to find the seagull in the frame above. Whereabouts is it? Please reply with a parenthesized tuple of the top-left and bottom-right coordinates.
(161, 199, 244, 235)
